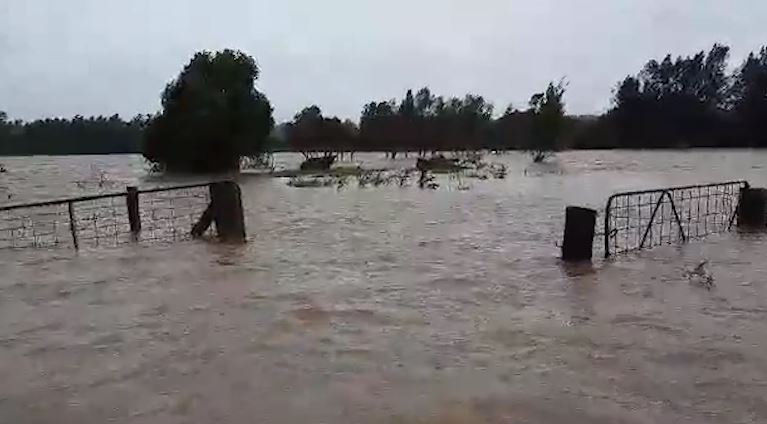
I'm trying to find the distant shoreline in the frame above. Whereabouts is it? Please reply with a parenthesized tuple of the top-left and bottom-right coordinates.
(3, 146, 767, 158)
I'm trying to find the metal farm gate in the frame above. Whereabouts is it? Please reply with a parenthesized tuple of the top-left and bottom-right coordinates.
(603, 181, 748, 257)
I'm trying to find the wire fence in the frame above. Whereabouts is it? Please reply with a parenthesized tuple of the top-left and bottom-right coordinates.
(0, 183, 213, 250)
(603, 181, 747, 257)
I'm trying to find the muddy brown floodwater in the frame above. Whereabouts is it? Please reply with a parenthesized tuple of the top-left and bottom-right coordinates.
(1, 151, 766, 423)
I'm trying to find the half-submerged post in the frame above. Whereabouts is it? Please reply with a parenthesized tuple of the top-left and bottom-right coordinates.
(738, 185, 767, 229)
(126, 186, 141, 239)
(192, 181, 246, 243)
(562, 206, 597, 261)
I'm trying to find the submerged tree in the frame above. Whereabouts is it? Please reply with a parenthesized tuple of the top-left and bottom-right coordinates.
(528, 80, 566, 162)
(143, 50, 274, 173)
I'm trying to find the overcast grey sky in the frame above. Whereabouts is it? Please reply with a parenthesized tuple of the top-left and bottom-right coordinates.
(1, 0, 765, 122)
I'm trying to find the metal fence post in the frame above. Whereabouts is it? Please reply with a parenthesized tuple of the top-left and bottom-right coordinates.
(126, 186, 141, 238)
(604, 196, 614, 258)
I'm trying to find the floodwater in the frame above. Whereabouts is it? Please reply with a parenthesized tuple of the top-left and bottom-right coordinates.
(1, 151, 766, 423)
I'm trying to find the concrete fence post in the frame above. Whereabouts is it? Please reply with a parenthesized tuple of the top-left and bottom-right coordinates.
(562, 206, 597, 261)
(738, 186, 767, 229)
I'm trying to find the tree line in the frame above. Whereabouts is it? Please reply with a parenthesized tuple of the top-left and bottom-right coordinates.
(284, 81, 568, 161)
(286, 44, 767, 156)
(575, 44, 767, 149)
(0, 43, 765, 170)
(0, 113, 147, 155)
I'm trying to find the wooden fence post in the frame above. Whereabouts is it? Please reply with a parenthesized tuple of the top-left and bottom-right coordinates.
(209, 181, 246, 243)
(126, 186, 141, 238)
(191, 205, 213, 239)
(738, 187, 767, 229)
(67, 201, 79, 250)
(562, 206, 597, 261)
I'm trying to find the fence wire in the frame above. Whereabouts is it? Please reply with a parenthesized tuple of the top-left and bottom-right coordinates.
(0, 203, 75, 249)
(0, 184, 213, 250)
(139, 187, 211, 244)
(604, 181, 747, 257)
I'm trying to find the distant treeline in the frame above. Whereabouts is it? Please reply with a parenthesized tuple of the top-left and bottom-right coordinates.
(0, 113, 147, 155)
(284, 84, 564, 157)
(580, 44, 767, 149)
(2, 43, 766, 156)
(286, 44, 767, 155)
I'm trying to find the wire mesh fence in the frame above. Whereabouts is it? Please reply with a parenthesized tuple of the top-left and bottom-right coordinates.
(139, 186, 212, 244)
(603, 181, 747, 257)
(0, 203, 77, 249)
(0, 183, 213, 250)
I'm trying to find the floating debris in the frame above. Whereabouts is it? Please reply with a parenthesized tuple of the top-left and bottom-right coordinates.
(685, 260, 715, 290)
(418, 172, 439, 190)
(284, 154, 505, 191)
(287, 177, 336, 188)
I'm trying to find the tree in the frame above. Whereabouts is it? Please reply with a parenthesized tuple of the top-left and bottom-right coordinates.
(0, 113, 144, 155)
(360, 100, 397, 153)
(399, 89, 416, 118)
(286, 105, 324, 156)
(608, 44, 733, 148)
(528, 80, 566, 161)
(730, 47, 767, 146)
(286, 105, 357, 157)
(492, 106, 533, 151)
(294, 105, 323, 123)
(414, 87, 435, 117)
(143, 49, 274, 173)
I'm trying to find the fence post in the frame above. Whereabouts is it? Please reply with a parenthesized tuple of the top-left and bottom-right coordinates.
(562, 206, 597, 261)
(126, 186, 141, 238)
(738, 186, 767, 229)
(67, 201, 79, 250)
(209, 181, 246, 243)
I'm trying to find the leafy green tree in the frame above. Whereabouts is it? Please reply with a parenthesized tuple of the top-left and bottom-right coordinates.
(528, 80, 566, 161)
(143, 49, 274, 173)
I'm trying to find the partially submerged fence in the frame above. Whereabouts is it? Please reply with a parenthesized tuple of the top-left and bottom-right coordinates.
(602, 180, 748, 257)
(561, 180, 762, 261)
(0, 181, 243, 250)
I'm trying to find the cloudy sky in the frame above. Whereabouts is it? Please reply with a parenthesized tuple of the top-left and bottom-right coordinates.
(1, 0, 765, 122)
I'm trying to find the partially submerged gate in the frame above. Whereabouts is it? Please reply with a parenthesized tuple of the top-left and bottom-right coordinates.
(603, 181, 748, 257)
